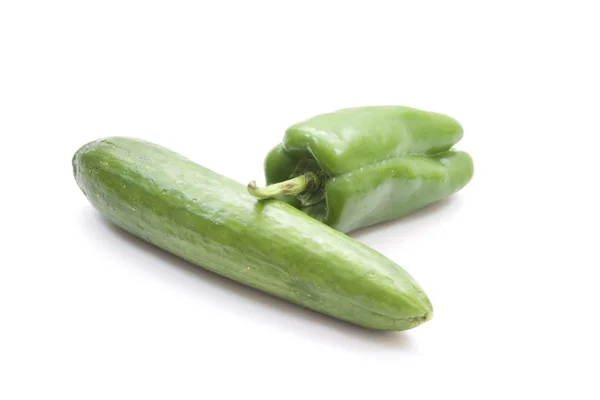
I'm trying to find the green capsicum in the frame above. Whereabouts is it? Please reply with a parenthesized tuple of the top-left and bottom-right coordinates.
(248, 106, 474, 233)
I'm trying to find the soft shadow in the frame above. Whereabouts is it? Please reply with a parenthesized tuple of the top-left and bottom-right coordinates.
(350, 197, 460, 240)
(84, 208, 416, 352)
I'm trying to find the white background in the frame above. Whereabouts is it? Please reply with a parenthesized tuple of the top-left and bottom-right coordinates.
(1, 1, 599, 399)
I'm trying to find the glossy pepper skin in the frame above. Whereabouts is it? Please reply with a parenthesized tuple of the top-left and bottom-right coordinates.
(256, 106, 474, 233)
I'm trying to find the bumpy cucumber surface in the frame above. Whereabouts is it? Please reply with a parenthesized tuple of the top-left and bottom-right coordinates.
(73, 137, 432, 330)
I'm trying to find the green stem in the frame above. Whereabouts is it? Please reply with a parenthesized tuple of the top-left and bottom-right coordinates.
(247, 172, 320, 199)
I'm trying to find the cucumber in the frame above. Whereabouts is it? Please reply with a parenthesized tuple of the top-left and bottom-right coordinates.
(73, 137, 433, 330)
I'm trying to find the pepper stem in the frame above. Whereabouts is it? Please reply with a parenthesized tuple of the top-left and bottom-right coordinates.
(247, 172, 320, 199)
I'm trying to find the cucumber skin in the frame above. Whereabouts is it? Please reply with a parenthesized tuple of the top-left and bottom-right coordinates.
(73, 137, 432, 331)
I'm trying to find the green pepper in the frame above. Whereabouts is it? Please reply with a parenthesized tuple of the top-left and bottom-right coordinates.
(248, 106, 474, 233)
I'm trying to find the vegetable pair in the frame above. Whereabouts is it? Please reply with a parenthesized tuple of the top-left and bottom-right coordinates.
(72, 105, 473, 331)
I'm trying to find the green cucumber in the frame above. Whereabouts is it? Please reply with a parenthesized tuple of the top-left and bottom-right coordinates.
(73, 137, 433, 330)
